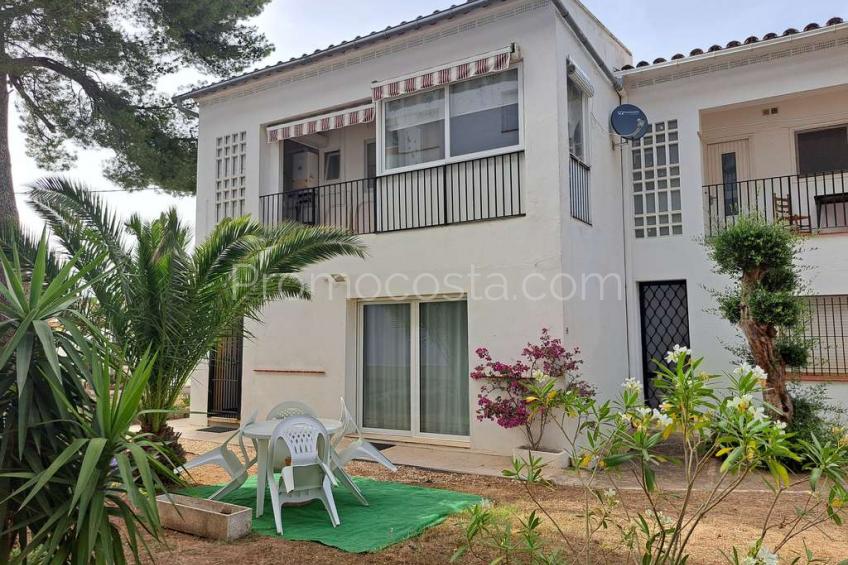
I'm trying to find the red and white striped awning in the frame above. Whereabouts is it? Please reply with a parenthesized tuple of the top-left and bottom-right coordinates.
(371, 44, 518, 101)
(266, 103, 375, 143)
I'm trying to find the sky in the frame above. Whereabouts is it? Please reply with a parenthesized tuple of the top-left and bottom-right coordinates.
(12, 0, 846, 235)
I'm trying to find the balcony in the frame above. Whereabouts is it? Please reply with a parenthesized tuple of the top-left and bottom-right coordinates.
(703, 170, 848, 236)
(260, 151, 524, 234)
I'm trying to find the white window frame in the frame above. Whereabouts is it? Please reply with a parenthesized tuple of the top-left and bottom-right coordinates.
(355, 296, 470, 441)
(567, 74, 591, 166)
(376, 65, 524, 176)
(322, 148, 342, 183)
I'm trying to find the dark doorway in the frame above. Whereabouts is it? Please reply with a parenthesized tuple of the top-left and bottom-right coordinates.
(207, 322, 243, 419)
(639, 281, 690, 407)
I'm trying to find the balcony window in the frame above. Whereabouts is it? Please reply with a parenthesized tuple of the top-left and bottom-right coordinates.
(449, 70, 519, 157)
(382, 68, 521, 172)
(797, 125, 848, 176)
(384, 90, 445, 170)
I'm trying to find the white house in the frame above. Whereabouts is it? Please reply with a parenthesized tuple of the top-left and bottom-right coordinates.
(175, 0, 848, 456)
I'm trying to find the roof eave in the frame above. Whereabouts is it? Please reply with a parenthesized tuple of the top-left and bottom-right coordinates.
(172, 0, 499, 103)
(616, 22, 848, 80)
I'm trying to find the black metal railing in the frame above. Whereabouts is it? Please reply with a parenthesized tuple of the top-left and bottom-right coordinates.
(260, 151, 524, 234)
(703, 170, 848, 236)
(790, 295, 848, 377)
(569, 154, 591, 225)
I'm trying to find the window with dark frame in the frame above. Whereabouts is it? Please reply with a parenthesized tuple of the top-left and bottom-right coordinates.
(797, 126, 848, 176)
(324, 150, 341, 181)
(721, 152, 739, 216)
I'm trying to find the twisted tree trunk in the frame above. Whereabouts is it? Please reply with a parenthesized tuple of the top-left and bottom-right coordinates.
(739, 273, 794, 422)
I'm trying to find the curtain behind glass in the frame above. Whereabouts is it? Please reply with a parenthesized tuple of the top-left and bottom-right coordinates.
(385, 90, 445, 169)
(419, 301, 469, 436)
(450, 69, 519, 157)
(363, 303, 411, 430)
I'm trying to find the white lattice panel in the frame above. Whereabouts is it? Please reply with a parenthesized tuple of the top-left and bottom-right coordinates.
(632, 120, 683, 238)
(215, 132, 247, 221)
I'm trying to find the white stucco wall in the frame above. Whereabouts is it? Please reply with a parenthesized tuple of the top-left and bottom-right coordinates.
(189, 0, 631, 454)
(622, 26, 848, 404)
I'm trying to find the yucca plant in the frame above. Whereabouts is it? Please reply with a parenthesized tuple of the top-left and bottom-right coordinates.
(0, 233, 177, 563)
(24, 176, 365, 457)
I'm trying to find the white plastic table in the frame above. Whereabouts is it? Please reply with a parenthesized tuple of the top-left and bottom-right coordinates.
(243, 418, 342, 517)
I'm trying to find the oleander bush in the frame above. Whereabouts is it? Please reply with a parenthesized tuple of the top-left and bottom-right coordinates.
(455, 347, 848, 565)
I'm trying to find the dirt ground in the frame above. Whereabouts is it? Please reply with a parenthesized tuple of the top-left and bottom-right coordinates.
(142, 439, 848, 564)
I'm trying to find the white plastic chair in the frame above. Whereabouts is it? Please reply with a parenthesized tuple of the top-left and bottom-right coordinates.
(179, 410, 258, 500)
(266, 400, 316, 420)
(334, 397, 397, 472)
(266, 415, 340, 535)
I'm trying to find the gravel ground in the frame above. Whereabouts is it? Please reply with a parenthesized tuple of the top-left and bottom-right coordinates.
(140, 439, 848, 564)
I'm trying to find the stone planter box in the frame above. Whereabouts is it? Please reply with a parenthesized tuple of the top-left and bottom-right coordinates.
(156, 494, 251, 541)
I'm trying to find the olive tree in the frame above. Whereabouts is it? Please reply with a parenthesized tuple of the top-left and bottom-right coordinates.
(706, 215, 810, 421)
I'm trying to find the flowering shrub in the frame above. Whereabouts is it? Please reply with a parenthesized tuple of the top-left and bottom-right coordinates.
(457, 346, 848, 565)
(470, 329, 592, 450)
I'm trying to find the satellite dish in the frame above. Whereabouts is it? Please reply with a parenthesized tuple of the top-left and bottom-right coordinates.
(611, 104, 649, 140)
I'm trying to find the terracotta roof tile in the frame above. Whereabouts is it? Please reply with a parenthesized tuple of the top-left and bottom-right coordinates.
(619, 16, 844, 71)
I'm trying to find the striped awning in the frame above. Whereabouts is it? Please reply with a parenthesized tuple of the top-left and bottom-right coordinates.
(371, 44, 518, 101)
(266, 103, 375, 143)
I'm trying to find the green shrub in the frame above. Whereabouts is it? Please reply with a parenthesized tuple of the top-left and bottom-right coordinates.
(0, 233, 178, 563)
(787, 382, 846, 452)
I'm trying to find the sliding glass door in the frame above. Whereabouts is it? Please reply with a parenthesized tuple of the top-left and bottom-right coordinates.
(360, 299, 469, 438)
(362, 303, 411, 431)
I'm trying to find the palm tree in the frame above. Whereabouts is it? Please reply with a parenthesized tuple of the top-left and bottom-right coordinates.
(25, 176, 365, 455)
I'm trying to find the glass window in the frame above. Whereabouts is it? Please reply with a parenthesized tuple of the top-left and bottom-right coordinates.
(362, 303, 411, 431)
(384, 90, 445, 169)
(567, 76, 585, 160)
(797, 126, 848, 175)
(450, 69, 519, 157)
(419, 301, 469, 436)
(361, 300, 469, 437)
(324, 150, 341, 181)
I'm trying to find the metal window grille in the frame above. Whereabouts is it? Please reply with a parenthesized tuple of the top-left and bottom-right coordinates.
(791, 295, 848, 376)
(569, 155, 591, 224)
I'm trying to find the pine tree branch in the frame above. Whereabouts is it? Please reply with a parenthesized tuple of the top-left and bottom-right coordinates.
(8, 75, 55, 132)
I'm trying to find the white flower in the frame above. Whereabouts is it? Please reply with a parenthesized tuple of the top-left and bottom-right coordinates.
(621, 377, 641, 392)
(636, 407, 652, 418)
(664, 344, 692, 364)
(733, 362, 753, 378)
(604, 488, 616, 499)
(652, 409, 673, 428)
(733, 362, 768, 381)
(532, 369, 549, 382)
(747, 405, 767, 422)
(728, 394, 753, 411)
(754, 545, 778, 565)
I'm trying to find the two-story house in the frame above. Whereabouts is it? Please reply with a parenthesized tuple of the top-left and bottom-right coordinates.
(175, 0, 848, 456)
